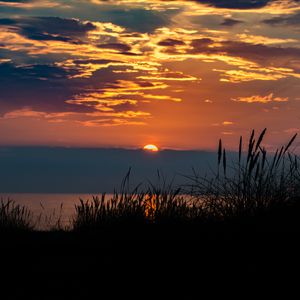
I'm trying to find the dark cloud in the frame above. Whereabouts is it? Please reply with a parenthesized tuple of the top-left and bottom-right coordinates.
(0, 147, 216, 193)
(72, 59, 121, 65)
(0, 18, 17, 25)
(0, 60, 152, 115)
(160, 37, 300, 71)
(0, 62, 75, 114)
(121, 33, 144, 38)
(119, 51, 141, 56)
(0, 62, 69, 80)
(97, 9, 174, 33)
(97, 43, 132, 52)
(263, 12, 300, 27)
(157, 38, 185, 47)
(195, 0, 271, 9)
(220, 18, 244, 26)
(0, 17, 96, 43)
(219, 41, 300, 68)
(0, 0, 30, 2)
(189, 38, 300, 69)
(190, 38, 214, 51)
(89, 0, 282, 9)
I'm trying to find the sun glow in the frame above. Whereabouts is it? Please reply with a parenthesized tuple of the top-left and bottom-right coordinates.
(143, 144, 159, 152)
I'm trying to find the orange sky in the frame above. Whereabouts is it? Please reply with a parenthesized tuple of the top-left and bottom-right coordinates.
(1, 0, 300, 150)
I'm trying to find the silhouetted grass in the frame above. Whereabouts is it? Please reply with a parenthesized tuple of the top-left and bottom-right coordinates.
(0, 199, 34, 232)
(72, 169, 205, 231)
(71, 129, 300, 232)
(186, 129, 300, 229)
(2, 129, 300, 233)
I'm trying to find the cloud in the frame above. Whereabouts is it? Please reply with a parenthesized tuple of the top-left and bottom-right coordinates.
(1, 0, 32, 3)
(220, 18, 244, 26)
(0, 58, 11, 63)
(190, 39, 300, 67)
(236, 33, 297, 45)
(0, 0, 65, 8)
(0, 61, 75, 113)
(0, 17, 96, 44)
(157, 38, 185, 46)
(263, 11, 300, 27)
(66, 79, 180, 113)
(97, 43, 132, 52)
(195, 0, 272, 9)
(93, 0, 280, 10)
(93, 8, 174, 33)
(137, 70, 199, 81)
(3, 108, 47, 119)
(190, 38, 214, 51)
(284, 128, 300, 134)
(159, 35, 300, 81)
(222, 121, 234, 125)
(216, 69, 286, 82)
(1, 0, 300, 144)
(78, 118, 147, 127)
(1, 107, 150, 127)
(232, 93, 289, 103)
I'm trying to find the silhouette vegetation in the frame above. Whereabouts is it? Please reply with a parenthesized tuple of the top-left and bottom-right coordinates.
(1, 129, 300, 233)
(0, 199, 34, 232)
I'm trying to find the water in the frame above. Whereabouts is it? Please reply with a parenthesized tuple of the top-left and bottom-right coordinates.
(0, 193, 100, 230)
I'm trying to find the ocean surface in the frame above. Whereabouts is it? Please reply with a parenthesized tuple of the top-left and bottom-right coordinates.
(0, 193, 101, 230)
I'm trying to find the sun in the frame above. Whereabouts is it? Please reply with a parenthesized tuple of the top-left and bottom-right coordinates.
(143, 144, 159, 152)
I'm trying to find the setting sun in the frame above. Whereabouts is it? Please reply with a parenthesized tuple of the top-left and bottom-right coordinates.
(143, 144, 159, 152)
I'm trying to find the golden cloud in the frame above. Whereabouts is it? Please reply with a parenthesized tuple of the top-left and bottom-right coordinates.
(232, 93, 289, 103)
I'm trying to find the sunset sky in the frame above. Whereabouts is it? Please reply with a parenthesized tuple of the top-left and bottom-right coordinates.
(1, 0, 300, 150)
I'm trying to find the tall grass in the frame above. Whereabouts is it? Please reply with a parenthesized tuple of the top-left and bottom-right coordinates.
(2, 129, 300, 232)
(72, 193, 206, 231)
(72, 169, 205, 231)
(186, 129, 300, 223)
(73, 129, 300, 231)
(0, 199, 34, 231)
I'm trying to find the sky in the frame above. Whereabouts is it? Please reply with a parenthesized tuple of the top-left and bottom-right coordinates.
(1, 0, 300, 150)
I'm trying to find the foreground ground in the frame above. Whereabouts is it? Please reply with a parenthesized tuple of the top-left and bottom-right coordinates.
(1, 225, 299, 298)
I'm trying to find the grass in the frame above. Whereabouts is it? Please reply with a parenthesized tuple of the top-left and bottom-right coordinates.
(0, 198, 34, 232)
(72, 129, 300, 232)
(1, 129, 300, 233)
(186, 129, 300, 230)
(72, 170, 205, 232)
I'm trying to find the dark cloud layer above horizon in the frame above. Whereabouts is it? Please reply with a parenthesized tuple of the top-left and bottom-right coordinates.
(0, 147, 220, 193)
